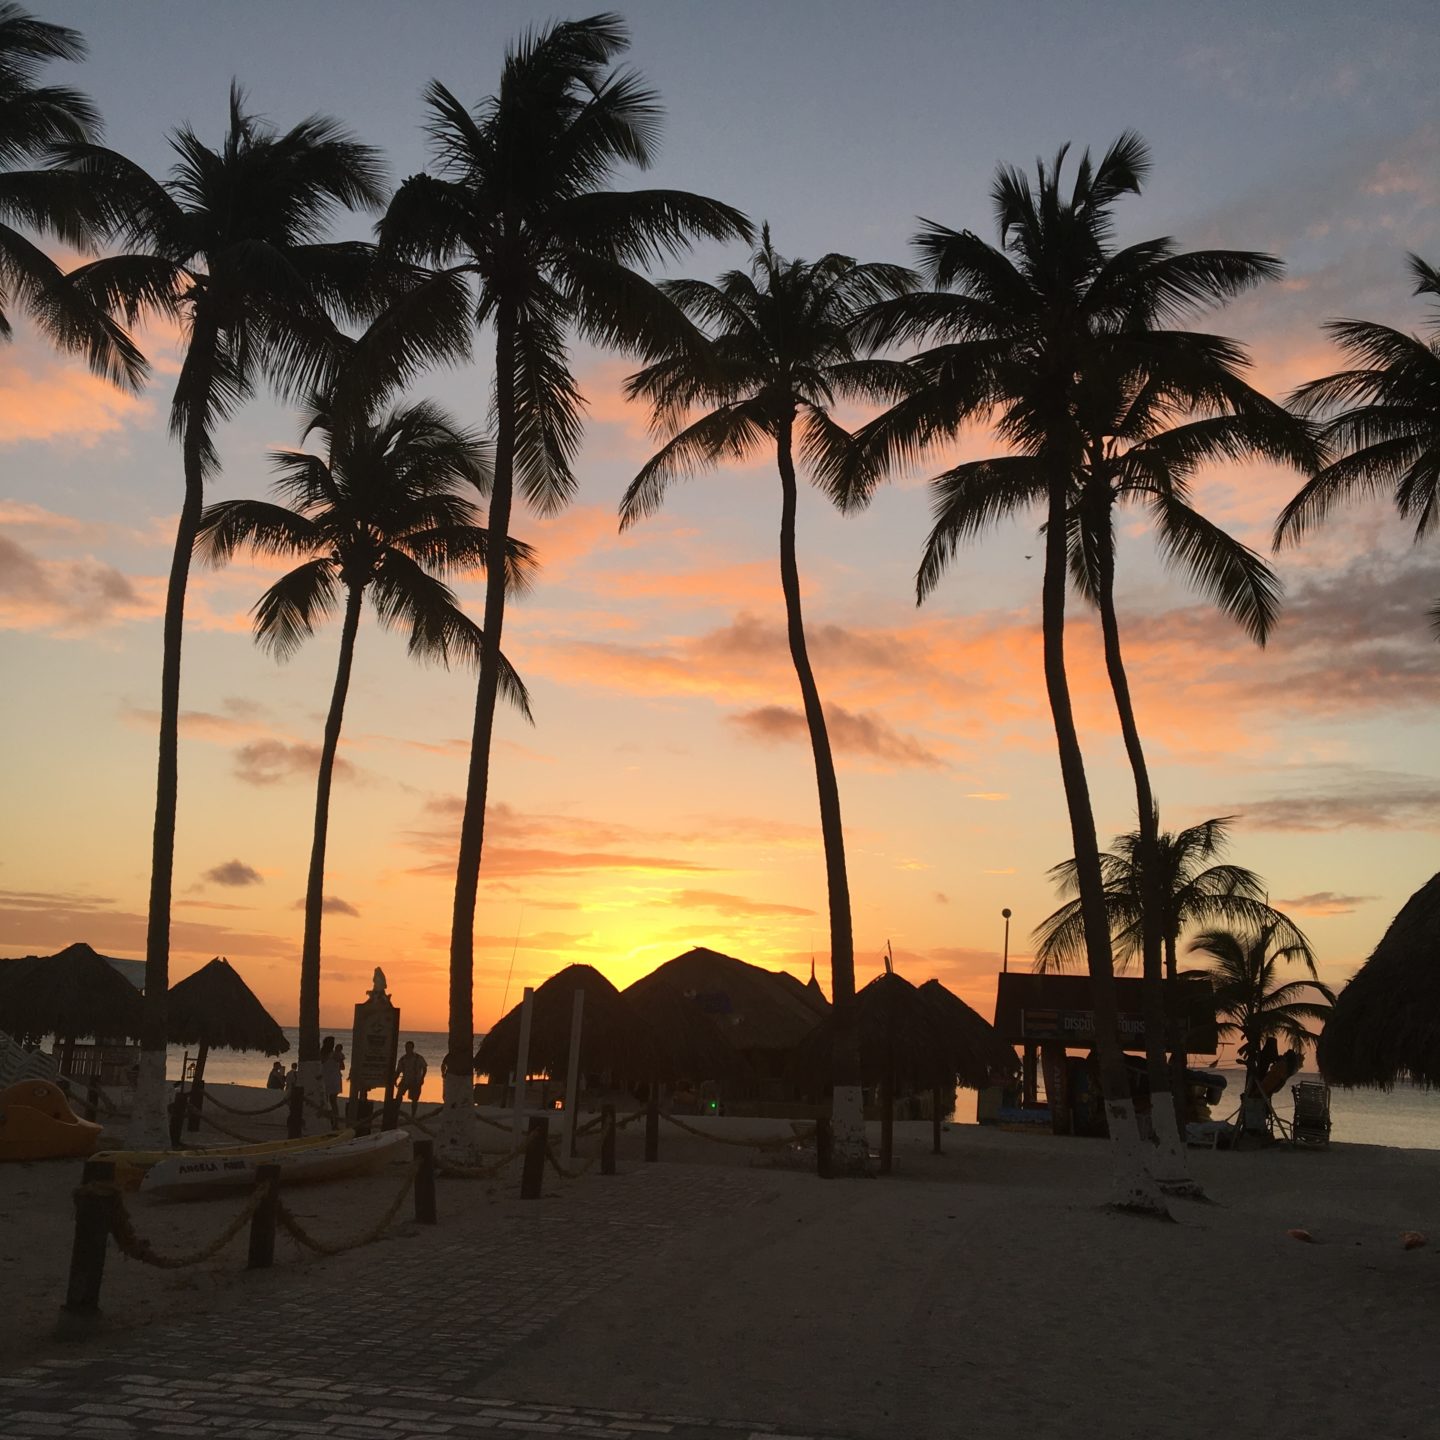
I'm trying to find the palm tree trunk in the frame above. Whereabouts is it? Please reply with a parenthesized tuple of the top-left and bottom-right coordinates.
(295, 583, 365, 1126)
(776, 415, 864, 1172)
(1040, 462, 1165, 1215)
(442, 301, 518, 1159)
(130, 421, 207, 1147)
(1095, 546, 1193, 1188)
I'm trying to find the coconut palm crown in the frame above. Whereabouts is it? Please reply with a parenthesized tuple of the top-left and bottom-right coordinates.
(619, 226, 915, 1152)
(374, 12, 752, 1151)
(1276, 254, 1440, 633)
(0, 3, 142, 385)
(197, 393, 536, 1072)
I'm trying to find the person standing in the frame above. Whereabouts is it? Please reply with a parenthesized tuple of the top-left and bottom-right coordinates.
(322, 1041, 344, 1128)
(394, 1041, 428, 1118)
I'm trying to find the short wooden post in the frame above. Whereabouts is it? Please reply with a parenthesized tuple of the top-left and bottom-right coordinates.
(413, 1139, 437, 1224)
(167, 1090, 184, 1149)
(83, 1073, 102, 1124)
(61, 1159, 116, 1318)
(186, 1043, 209, 1133)
(932, 1086, 943, 1155)
(815, 1116, 833, 1179)
(246, 1164, 280, 1270)
(286, 1086, 304, 1139)
(381, 1094, 400, 1131)
(520, 1116, 548, 1200)
(600, 1103, 616, 1175)
(354, 1098, 374, 1138)
(644, 1088, 659, 1163)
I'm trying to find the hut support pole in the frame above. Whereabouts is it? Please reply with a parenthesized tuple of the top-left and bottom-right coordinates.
(562, 989, 585, 1159)
(185, 1042, 209, 1133)
(512, 986, 535, 1130)
(880, 1074, 893, 1175)
(59, 1159, 116, 1327)
(932, 1086, 943, 1154)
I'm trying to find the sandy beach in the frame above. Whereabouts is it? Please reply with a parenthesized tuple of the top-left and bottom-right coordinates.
(2, 1084, 1438, 1438)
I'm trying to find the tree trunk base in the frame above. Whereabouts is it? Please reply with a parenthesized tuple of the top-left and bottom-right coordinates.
(828, 1085, 870, 1177)
(1148, 1102, 1206, 1200)
(1104, 1097, 1172, 1218)
(438, 1071, 478, 1165)
(295, 1061, 327, 1133)
(126, 1049, 170, 1150)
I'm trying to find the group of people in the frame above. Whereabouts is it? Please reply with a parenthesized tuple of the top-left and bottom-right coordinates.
(261, 1038, 431, 1122)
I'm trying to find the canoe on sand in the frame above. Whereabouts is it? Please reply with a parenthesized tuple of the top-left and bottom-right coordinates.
(95, 1130, 353, 1191)
(139, 1128, 411, 1199)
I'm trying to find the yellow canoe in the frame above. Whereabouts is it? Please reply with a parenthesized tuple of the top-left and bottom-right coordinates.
(95, 1129, 354, 1191)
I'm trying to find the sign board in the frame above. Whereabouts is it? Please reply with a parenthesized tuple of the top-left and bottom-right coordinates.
(1020, 1007, 1149, 1046)
(350, 967, 400, 1093)
(993, 972, 1218, 1053)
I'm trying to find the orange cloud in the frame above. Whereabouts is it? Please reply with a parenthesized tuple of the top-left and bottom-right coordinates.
(0, 348, 152, 445)
(730, 702, 945, 770)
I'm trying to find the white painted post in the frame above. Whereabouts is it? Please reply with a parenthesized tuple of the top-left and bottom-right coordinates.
(513, 986, 535, 1134)
(562, 989, 585, 1158)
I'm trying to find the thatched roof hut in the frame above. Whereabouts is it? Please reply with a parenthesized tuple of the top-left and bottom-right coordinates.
(622, 978, 754, 1085)
(475, 963, 661, 1083)
(0, 942, 144, 1041)
(1319, 872, 1440, 1090)
(167, 957, 288, 1055)
(919, 979, 1021, 1088)
(627, 947, 826, 1060)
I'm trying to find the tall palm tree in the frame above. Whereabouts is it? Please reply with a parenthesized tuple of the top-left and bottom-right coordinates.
(913, 366, 1312, 1165)
(841, 133, 1290, 1210)
(1276, 254, 1440, 630)
(196, 394, 537, 1108)
(0, 3, 142, 387)
(376, 13, 750, 1156)
(1188, 923, 1334, 1095)
(57, 90, 385, 1143)
(619, 227, 914, 1168)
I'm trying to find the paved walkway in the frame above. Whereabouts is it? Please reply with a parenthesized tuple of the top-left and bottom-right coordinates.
(1, 1164, 859, 1440)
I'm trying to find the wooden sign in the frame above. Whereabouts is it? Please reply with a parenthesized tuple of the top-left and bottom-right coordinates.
(350, 967, 400, 1093)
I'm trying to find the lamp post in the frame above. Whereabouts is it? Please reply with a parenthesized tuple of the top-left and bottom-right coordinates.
(1001, 908, 1012, 973)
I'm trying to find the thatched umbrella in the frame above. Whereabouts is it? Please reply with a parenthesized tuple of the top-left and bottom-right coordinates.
(475, 964, 661, 1087)
(1319, 872, 1440, 1089)
(0, 943, 144, 1061)
(622, 973, 755, 1087)
(919, 979, 1021, 1088)
(166, 956, 288, 1130)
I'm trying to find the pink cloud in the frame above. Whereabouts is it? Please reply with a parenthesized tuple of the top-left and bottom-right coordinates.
(0, 348, 152, 445)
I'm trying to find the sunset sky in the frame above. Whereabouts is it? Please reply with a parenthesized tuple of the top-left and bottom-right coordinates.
(3, 0, 1439, 1034)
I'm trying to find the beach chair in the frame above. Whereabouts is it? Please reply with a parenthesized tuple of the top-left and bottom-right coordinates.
(1290, 1081, 1331, 1149)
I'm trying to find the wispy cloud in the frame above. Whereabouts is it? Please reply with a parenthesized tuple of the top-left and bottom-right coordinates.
(1274, 891, 1378, 917)
(1225, 767, 1440, 832)
(730, 702, 945, 769)
(202, 860, 263, 888)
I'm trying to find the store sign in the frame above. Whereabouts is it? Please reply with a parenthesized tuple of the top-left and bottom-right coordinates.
(1020, 1007, 1148, 1045)
(351, 967, 400, 1092)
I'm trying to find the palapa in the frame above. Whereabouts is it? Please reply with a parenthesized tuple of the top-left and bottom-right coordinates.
(1319, 872, 1440, 1090)
(0, 942, 144, 1041)
(919, 978, 1021, 1089)
(166, 956, 288, 1054)
(474, 963, 661, 1083)
(622, 976, 754, 1084)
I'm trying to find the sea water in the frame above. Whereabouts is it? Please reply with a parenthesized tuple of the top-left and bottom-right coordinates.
(189, 1036, 1440, 1151)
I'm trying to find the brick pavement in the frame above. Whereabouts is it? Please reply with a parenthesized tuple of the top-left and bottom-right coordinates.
(1, 1164, 863, 1440)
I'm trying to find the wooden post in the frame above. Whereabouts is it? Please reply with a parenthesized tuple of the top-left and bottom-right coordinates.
(381, 1094, 400, 1131)
(83, 1073, 101, 1124)
(880, 1073, 894, 1176)
(167, 1088, 184, 1148)
(815, 1115, 833, 1179)
(286, 1085, 304, 1139)
(562, 988, 585, 1159)
(520, 1116, 548, 1200)
(246, 1164, 280, 1270)
(644, 1087, 659, 1163)
(601, 1103, 616, 1176)
(186, 1042, 209, 1133)
(61, 1159, 116, 1318)
(932, 1086, 943, 1155)
(413, 1139, 437, 1224)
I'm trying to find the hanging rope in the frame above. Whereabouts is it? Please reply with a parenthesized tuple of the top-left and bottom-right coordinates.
(273, 1162, 420, 1256)
(201, 1091, 290, 1117)
(87, 1184, 264, 1270)
(660, 1113, 817, 1151)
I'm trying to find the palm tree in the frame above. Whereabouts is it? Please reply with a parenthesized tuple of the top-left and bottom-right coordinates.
(619, 227, 914, 1168)
(1188, 924, 1334, 1095)
(1034, 816, 1312, 1133)
(56, 90, 385, 1143)
(913, 364, 1312, 1166)
(840, 134, 1291, 1211)
(1276, 254, 1440, 630)
(196, 393, 537, 1110)
(0, 4, 143, 387)
(376, 13, 750, 1157)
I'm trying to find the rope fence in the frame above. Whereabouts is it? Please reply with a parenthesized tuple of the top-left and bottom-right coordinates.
(275, 1161, 419, 1256)
(661, 1112, 818, 1152)
(201, 1090, 289, 1117)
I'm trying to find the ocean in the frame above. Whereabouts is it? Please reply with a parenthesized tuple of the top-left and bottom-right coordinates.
(184, 1033, 1440, 1151)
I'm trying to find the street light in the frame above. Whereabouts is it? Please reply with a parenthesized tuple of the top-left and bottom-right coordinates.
(1001, 907, 1012, 973)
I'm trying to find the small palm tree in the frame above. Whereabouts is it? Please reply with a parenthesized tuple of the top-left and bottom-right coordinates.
(1188, 924, 1334, 1095)
(56, 88, 386, 1143)
(376, 12, 750, 1156)
(1276, 254, 1440, 630)
(197, 394, 536, 1103)
(620, 226, 914, 1165)
(0, 3, 142, 386)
